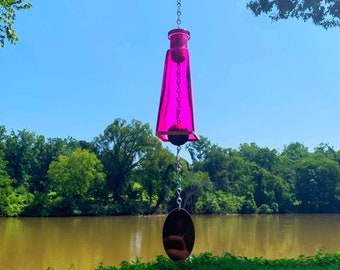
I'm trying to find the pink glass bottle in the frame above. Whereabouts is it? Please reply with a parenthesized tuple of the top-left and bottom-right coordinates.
(156, 29, 199, 146)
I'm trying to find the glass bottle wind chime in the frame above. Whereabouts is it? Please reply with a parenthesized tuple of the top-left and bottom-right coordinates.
(156, 0, 199, 262)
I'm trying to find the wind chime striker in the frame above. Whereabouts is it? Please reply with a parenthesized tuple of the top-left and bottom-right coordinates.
(156, 26, 199, 146)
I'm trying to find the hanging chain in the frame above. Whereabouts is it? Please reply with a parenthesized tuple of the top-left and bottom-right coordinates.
(176, 146, 183, 209)
(176, 0, 182, 28)
(176, 0, 183, 210)
(176, 0, 182, 124)
(176, 63, 181, 124)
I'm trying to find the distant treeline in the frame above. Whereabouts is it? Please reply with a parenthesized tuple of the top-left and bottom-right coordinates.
(1, 118, 340, 217)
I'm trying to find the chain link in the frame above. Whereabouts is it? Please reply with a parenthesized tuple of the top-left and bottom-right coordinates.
(176, 146, 183, 208)
(177, 0, 182, 28)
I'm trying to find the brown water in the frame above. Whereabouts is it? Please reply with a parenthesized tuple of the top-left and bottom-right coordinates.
(1, 214, 340, 270)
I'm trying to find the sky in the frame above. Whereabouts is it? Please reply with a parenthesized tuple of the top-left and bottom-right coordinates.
(1, 0, 340, 154)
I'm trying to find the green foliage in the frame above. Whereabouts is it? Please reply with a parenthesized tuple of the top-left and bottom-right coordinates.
(0, 157, 33, 216)
(1, 119, 340, 216)
(247, 0, 340, 29)
(239, 143, 278, 172)
(282, 142, 310, 162)
(47, 148, 105, 215)
(186, 135, 212, 163)
(296, 153, 340, 212)
(223, 154, 253, 196)
(94, 119, 158, 207)
(4, 129, 37, 188)
(0, 0, 32, 47)
(215, 191, 245, 213)
(194, 190, 244, 214)
(0, 125, 6, 157)
(200, 144, 230, 191)
(241, 192, 257, 214)
(135, 146, 176, 214)
(94, 251, 340, 270)
(181, 170, 213, 213)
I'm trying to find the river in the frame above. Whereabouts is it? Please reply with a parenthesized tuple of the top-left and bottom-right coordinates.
(1, 214, 340, 270)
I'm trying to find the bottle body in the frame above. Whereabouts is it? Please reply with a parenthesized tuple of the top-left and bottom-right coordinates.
(156, 29, 199, 145)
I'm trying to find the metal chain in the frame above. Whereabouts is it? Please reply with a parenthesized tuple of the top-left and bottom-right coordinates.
(177, 0, 182, 28)
(176, 63, 181, 124)
(176, 1, 182, 209)
(176, 146, 183, 209)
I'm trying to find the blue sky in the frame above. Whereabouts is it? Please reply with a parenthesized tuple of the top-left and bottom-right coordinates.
(1, 0, 340, 153)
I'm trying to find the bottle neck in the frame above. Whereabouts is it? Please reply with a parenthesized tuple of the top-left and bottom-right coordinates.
(168, 29, 190, 49)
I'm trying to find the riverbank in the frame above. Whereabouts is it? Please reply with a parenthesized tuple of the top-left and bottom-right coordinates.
(95, 251, 340, 270)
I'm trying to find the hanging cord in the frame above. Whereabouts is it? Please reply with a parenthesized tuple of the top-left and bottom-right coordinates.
(177, 0, 182, 28)
(176, 146, 183, 209)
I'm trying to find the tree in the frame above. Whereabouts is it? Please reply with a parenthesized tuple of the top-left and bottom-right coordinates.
(186, 136, 213, 163)
(224, 154, 253, 196)
(278, 142, 310, 198)
(182, 170, 214, 213)
(94, 119, 158, 204)
(4, 129, 37, 188)
(239, 143, 279, 172)
(28, 136, 80, 194)
(47, 148, 105, 215)
(0, 157, 16, 215)
(135, 146, 175, 214)
(0, 125, 6, 157)
(314, 142, 340, 163)
(241, 191, 257, 214)
(22, 136, 81, 216)
(0, 0, 32, 47)
(296, 153, 340, 212)
(281, 142, 310, 162)
(247, 0, 340, 29)
(0, 157, 32, 216)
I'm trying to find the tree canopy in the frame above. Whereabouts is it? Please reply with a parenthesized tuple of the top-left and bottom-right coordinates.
(48, 148, 106, 215)
(0, 0, 31, 47)
(1, 120, 340, 216)
(247, 0, 340, 29)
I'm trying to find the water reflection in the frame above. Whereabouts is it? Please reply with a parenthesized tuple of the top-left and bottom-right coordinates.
(193, 214, 340, 259)
(0, 214, 340, 269)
